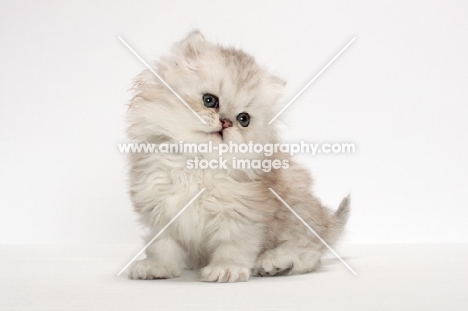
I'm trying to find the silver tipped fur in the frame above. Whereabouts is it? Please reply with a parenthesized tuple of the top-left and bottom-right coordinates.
(126, 31, 351, 282)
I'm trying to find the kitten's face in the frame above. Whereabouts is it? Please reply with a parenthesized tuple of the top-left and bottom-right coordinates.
(128, 31, 285, 147)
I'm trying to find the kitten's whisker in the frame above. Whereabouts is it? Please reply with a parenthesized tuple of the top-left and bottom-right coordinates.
(118, 36, 207, 124)
(268, 37, 356, 124)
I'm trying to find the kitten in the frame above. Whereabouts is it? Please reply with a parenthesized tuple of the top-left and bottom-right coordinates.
(126, 30, 350, 282)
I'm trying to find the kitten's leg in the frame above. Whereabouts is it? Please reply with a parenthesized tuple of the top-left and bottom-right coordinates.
(129, 233, 186, 280)
(200, 217, 263, 283)
(253, 238, 323, 277)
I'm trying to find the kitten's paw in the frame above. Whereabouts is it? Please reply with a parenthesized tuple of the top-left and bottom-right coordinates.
(200, 265, 250, 283)
(253, 252, 294, 277)
(128, 258, 181, 280)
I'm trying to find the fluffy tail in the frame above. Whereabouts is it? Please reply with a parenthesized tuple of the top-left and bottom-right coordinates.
(328, 195, 351, 244)
(335, 195, 351, 227)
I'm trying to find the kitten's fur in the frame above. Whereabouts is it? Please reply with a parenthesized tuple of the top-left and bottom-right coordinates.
(127, 31, 350, 282)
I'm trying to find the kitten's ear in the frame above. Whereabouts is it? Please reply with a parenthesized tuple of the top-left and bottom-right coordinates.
(179, 30, 207, 60)
(268, 75, 287, 105)
(270, 75, 287, 87)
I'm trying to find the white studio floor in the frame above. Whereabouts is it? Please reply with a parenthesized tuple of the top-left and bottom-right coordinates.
(0, 244, 467, 310)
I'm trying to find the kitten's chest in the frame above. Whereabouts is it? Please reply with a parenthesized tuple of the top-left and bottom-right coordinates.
(167, 168, 256, 220)
(145, 161, 265, 226)
(166, 169, 238, 243)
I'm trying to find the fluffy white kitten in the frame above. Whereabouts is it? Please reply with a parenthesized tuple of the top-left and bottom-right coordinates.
(127, 31, 350, 282)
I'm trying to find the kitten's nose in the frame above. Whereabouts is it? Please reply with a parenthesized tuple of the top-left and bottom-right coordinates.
(220, 118, 232, 129)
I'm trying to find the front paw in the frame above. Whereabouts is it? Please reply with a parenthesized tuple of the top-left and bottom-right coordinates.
(129, 258, 181, 280)
(200, 265, 250, 283)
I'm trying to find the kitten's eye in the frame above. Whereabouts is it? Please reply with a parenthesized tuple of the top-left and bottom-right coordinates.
(202, 94, 219, 108)
(236, 112, 250, 127)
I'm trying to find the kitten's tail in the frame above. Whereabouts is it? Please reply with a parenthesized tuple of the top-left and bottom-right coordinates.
(328, 195, 351, 244)
(334, 195, 350, 227)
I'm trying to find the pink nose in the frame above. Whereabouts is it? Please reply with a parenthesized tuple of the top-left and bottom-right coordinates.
(220, 118, 232, 128)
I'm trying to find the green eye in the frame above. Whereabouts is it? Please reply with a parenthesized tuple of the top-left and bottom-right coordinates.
(203, 94, 219, 108)
(236, 112, 250, 127)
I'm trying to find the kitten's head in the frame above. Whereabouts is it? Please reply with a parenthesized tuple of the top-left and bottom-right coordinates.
(128, 30, 285, 146)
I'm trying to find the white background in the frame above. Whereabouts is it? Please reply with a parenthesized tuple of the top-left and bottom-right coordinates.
(1, 0, 467, 245)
